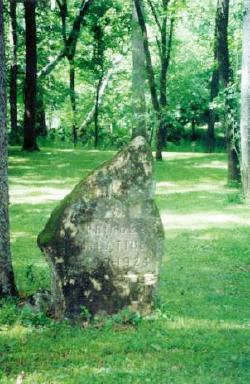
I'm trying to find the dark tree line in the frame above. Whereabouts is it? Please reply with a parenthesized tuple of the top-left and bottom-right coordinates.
(8, 0, 95, 151)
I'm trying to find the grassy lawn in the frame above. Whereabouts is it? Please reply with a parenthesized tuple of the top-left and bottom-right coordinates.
(0, 147, 250, 383)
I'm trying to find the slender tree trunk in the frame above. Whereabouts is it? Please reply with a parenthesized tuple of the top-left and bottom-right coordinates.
(79, 55, 123, 134)
(240, 0, 250, 198)
(134, 0, 160, 113)
(191, 118, 196, 140)
(9, 0, 19, 145)
(207, 14, 220, 153)
(207, 68, 219, 152)
(159, 7, 174, 148)
(155, 119, 165, 160)
(65, 0, 94, 59)
(36, 88, 47, 137)
(94, 76, 103, 148)
(56, 0, 67, 45)
(160, 1, 169, 109)
(135, 0, 174, 159)
(23, 0, 39, 151)
(216, 0, 240, 183)
(132, 1, 147, 138)
(0, 0, 17, 298)
(57, 1, 78, 145)
(91, 23, 105, 147)
(134, 0, 162, 160)
(69, 58, 77, 145)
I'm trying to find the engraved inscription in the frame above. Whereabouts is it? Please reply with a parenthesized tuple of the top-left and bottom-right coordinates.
(82, 219, 153, 268)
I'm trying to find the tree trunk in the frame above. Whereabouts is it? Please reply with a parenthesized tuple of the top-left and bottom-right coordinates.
(135, 0, 174, 159)
(191, 118, 196, 140)
(240, 0, 250, 198)
(216, 0, 231, 86)
(207, 67, 219, 152)
(79, 55, 123, 134)
(134, 0, 162, 160)
(69, 58, 77, 146)
(207, 12, 220, 153)
(160, 1, 169, 108)
(216, 0, 240, 183)
(0, 0, 17, 297)
(9, 0, 19, 145)
(132, 1, 147, 138)
(155, 119, 165, 161)
(65, 0, 94, 60)
(56, 0, 67, 45)
(23, 0, 39, 151)
(94, 76, 103, 148)
(91, 23, 105, 147)
(36, 88, 47, 137)
(159, 2, 173, 148)
(57, 1, 78, 145)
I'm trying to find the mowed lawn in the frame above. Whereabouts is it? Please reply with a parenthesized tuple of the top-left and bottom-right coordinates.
(0, 147, 249, 383)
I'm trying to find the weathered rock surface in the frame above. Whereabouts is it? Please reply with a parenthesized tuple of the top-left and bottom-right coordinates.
(37, 136, 164, 320)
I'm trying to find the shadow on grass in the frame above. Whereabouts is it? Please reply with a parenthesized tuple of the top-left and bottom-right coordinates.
(0, 319, 249, 383)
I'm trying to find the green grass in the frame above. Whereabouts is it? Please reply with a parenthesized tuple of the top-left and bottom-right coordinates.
(0, 147, 250, 383)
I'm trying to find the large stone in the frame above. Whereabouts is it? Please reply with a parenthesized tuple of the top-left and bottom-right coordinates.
(37, 137, 164, 320)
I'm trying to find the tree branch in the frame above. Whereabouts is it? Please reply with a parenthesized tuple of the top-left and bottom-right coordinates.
(56, 0, 63, 11)
(65, 0, 94, 60)
(38, 0, 94, 79)
(38, 51, 65, 79)
(166, 17, 174, 74)
(79, 55, 124, 132)
(156, 36, 161, 55)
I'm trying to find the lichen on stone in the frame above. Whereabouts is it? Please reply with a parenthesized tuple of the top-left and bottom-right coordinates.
(37, 136, 164, 320)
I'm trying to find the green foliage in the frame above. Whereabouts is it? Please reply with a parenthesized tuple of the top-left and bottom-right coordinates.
(226, 191, 244, 205)
(0, 298, 19, 326)
(80, 305, 92, 322)
(18, 305, 51, 327)
(0, 299, 51, 327)
(106, 308, 142, 327)
(4, 0, 244, 148)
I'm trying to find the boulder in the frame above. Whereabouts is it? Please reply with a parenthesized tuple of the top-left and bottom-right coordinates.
(37, 136, 164, 320)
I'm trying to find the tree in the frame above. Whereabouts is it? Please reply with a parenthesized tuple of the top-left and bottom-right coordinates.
(131, 0, 147, 138)
(36, 87, 47, 137)
(0, 0, 17, 297)
(79, 55, 124, 134)
(57, 0, 78, 144)
(23, 0, 39, 151)
(134, 0, 174, 160)
(78, 0, 128, 145)
(9, 0, 19, 145)
(206, 7, 220, 153)
(54, 0, 96, 144)
(92, 23, 105, 147)
(240, 0, 250, 198)
(206, 0, 240, 181)
(148, 0, 174, 148)
(81, 0, 126, 147)
(216, 0, 240, 183)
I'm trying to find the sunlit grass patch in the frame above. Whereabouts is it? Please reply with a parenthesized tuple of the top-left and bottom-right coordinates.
(1, 146, 249, 384)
